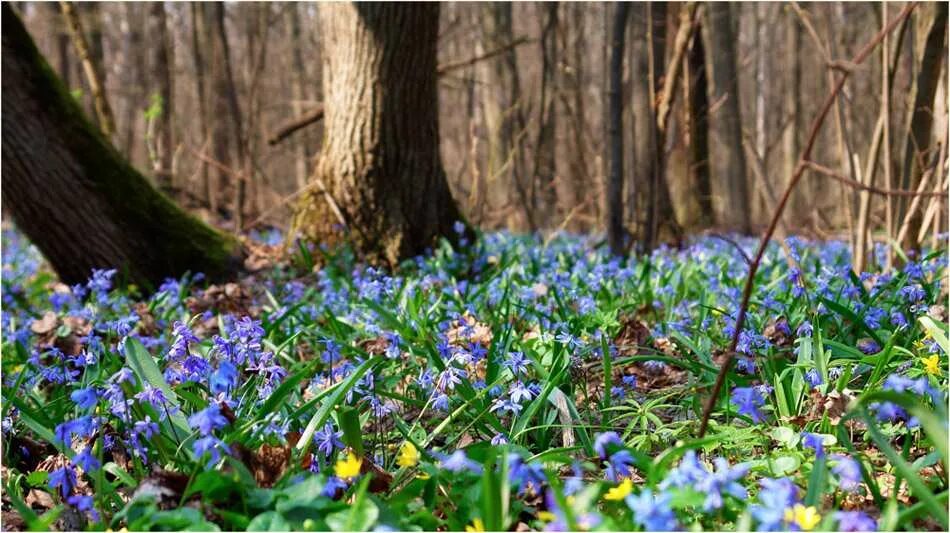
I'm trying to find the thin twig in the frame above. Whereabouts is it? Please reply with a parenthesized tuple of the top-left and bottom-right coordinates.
(803, 160, 944, 198)
(697, 2, 918, 438)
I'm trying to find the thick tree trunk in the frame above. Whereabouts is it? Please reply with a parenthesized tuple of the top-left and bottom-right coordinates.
(606, 2, 629, 256)
(898, 2, 947, 251)
(291, 3, 462, 266)
(702, 2, 751, 233)
(1, 6, 243, 288)
(288, 4, 311, 191)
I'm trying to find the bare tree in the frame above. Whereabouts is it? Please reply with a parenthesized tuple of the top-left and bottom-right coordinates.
(606, 2, 629, 256)
(687, 13, 714, 227)
(897, 2, 947, 251)
(534, 3, 559, 225)
(60, 1, 114, 140)
(147, 1, 174, 186)
(291, 3, 463, 265)
(702, 2, 751, 233)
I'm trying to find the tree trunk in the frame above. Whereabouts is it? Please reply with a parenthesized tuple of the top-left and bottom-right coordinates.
(478, 2, 531, 230)
(1, 5, 242, 288)
(606, 2, 629, 256)
(534, 3, 559, 226)
(148, 1, 174, 187)
(288, 3, 311, 191)
(60, 1, 114, 140)
(702, 2, 751, 233)
(291, 3, 462, 266)
(783, 8, 803, 224)
(687, 16, 714, 227)
(898, 2, 947, 251)
(191, 3, 213, 213)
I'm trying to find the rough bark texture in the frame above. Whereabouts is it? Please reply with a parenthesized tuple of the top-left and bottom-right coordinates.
(478, 2, 530, 230)
(60, 1, 114, 140)
(607, 2, 629, 256)
(898, 2, 947, 251)
(291, 3, 463, 266)
(702, 2, 751, 233)
(1, 6, 243, 288)
(687, 17, 714, 227)
(783, 9, 803, 223)
(534, 3, 559, 225)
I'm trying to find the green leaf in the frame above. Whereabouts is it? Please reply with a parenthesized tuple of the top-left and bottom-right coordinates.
(326, 477, 378, 531)
(124, 338, 191, 439)
(338, 405, 364, 457)
(769, 426, 800, 449)
(246, 511, 291, 531)
(919, 315, 949, 355)
(296, 357, 381, 458)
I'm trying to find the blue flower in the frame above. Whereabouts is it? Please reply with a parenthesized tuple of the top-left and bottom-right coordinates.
(695, 457, 749, 511)
(625, 489, 678, 531)
(731, 386, 766, 423)
(313, 423, 345, 458)
(857, 339, 880, 354)
(73, 446, 100, 473)
(796, 321, 813, 337)
(491, 433, 509, 445)
(659, 450, 708, 490)
(67, 494, 99, 522)
(749, 477, 800, 531)
(804, 369, 823, 388)
(594, 431, 623, 459)
(70, 387, 98, 409)
(322, 476, 348, 498)
(439, 450, 482, 474)
(605, 450, 636, 482)
(187, 405, 228, 436)
(831, 455, 862, 493)
(508, 454, 546, 494)
(504, 351, 530, 376)
(49, 464, 78, 497)
(192, 435, 229, 468)
(801, 432, 826, 458)
(509, 381, 534, 404)
(835, 511, 877, 531)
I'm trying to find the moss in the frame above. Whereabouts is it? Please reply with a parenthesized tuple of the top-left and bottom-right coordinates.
(4, 7, 242, 288)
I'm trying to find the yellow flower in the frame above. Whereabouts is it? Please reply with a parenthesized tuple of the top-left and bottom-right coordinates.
(465, 518, 485, 532)
(334, 452, 362, 481)
(784, 504, 821, 531)
(537, 511, 557, 522)
(603, 478, 633, 501)
(922, 354, 942, 376)
(397, 441, 420, 468)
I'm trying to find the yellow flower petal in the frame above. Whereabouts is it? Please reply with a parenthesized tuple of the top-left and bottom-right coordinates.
(465, 518, 485, 532)
(603, 478, 633, 501)
(785, 504, 821, 531)
(334, 452, 362, 481)
(537, 511, 557, 522)
(397, 441, 420, 468)
(922, 354, 942, 376)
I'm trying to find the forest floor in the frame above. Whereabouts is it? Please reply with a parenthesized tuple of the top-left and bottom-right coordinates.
(0, 226, 947, 531)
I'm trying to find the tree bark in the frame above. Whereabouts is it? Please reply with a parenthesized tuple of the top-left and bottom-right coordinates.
(478, 2, 532, 230)
(606, 2, 629, 256)
(59, 1, 114, 140)
(1, 5, 242, 288)
(291, 3, 463, 266)
(148, 1, 174, 186)
(783, 7, 803, 223)
(898, 2, 947, 251)
(702, 2, 751, 233)
(288, 3, 312, 191)
(190, 3, 213, 212)
(687, 16, 714, 227)
(534, 3, 559, 226)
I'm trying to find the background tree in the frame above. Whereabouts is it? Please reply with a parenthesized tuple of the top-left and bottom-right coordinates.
(606, 2, 629, 256)
(291, 2, 463, 266)
(1, 5, 242, 287)
(702, 2, 751, 233)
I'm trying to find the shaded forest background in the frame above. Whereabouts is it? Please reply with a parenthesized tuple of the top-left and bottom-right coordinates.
(15, 2, 950, 251)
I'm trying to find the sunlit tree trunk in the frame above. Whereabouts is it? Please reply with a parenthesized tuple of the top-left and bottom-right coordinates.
(291, 3, 463, 265)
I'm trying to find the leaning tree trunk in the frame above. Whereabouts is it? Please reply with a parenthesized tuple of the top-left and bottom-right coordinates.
(291, 3, 462, 266)
(1, 6, 243, 288)
(702, 2, 751, 233)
